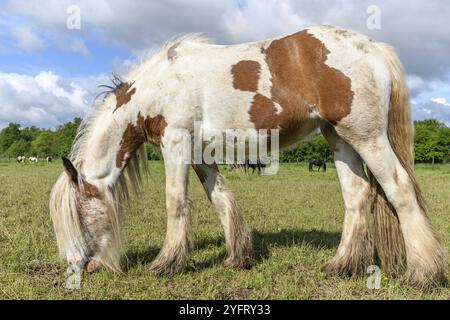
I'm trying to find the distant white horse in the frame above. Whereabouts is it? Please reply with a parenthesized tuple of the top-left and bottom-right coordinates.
(29, 156, 38, 163)
(50, 26, 445, 289)
(16, 156, 26, 163)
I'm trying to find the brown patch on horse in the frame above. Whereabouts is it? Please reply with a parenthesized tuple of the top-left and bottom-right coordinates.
(82, 181, 103, 199)
(231, 60, 261, 92)
(113, 82, 136, 113)
(248, 30, 354, 136)
(116, 113, 167, 168)
(143, 114, 167, 145)
(248, 94, 279, 129)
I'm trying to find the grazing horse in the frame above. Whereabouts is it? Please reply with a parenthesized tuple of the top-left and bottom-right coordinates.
(49, 26, 445, 289)
(228, 159, 267, 175)
(247, 159, 267, 175)
(29, 156, 38, 163)
(309, 158, 326, 172)
(16, 156, 25, 163)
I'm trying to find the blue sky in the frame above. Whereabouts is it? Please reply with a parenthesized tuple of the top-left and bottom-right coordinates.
(1, 0, 449, 128)
(0, 7, 131, 76)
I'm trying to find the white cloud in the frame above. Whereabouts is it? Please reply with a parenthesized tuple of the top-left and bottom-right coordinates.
(0, 71, 106, 129)
(407, 74, 429, 98)
(6, 0, 450, 88)
(431, 98, 450, 107)
(223, 0, 303, 43)
(10, 26, 44, 52)
(412, 101, 450, 126)
(57, 38, 90, 56)
(2, 1, 450, 127)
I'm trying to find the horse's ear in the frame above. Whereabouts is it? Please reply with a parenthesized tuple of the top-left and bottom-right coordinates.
(62, 157, 78, 185)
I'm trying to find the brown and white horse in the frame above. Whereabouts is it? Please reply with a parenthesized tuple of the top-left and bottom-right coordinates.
(49, 25, 446, 289)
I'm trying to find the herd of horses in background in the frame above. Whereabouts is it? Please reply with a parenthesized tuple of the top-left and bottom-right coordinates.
(228, 158, 327, 175)
(14, 155, 327, 172)
(16, 155, 53, 163)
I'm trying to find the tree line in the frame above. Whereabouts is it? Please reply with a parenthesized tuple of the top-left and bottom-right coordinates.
(0, 118, 448, 163)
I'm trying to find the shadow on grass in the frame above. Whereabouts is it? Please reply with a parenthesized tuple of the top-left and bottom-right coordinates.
(122, 246, 160, 272)
(123, 228, 340, 272)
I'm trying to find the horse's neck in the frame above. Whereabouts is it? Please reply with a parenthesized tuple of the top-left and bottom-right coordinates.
(79, 104, 146, 188)
(77, 60, 166, 188)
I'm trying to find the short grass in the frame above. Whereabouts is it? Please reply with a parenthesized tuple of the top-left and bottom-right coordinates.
(0, 161, 449, 299)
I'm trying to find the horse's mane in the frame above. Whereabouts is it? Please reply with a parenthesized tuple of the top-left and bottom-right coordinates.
(95, 73, 128, 102)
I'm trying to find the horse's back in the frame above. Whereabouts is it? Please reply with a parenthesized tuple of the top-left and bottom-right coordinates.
(160, 26, 392, 148)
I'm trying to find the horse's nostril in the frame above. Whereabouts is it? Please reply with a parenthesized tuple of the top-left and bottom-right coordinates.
(86, 259, 102, 273)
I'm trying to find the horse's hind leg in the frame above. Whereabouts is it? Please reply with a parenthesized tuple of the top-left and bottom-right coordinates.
(344, 133, 445, 288)
(149, 137, 192, 275)
(321, 124, 374, 276)
(192, 163, 254, 268)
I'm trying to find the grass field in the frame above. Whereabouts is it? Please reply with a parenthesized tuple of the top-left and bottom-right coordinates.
(0, 161, 449, 299)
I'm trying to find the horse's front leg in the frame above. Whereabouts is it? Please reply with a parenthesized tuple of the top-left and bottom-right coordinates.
(149, 132, 192, 275)
(192, 163, 253, 268)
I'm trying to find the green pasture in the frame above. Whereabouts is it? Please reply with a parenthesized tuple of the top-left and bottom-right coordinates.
(0, 161, 449, 299)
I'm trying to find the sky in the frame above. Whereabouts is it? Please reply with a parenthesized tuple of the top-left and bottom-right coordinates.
(0, 0, 449, 128)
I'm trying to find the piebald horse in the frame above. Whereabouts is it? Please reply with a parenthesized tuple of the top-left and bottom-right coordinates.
(17, 156, 26, 163)
(50, 26, 446, 289)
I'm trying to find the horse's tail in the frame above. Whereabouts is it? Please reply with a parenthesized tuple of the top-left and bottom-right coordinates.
(367, 42, 426, 275)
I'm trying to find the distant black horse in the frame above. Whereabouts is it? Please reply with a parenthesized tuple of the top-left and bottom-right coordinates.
(309, 159, 326, 172)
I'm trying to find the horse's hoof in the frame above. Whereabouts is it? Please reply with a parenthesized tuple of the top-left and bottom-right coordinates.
(224, 252, 254, 270)
(149, 257, 186, 276)
(321, 261, 336, 276)
(321, 261, 350, 277)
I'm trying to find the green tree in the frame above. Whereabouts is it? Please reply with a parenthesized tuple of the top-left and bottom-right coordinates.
(280, 133, 332, 162)
(55, 118, 82, 156)
(0, 123, 21, 156)
(414, 119, 450, 162)
(5, 139, 30, 158)
(32, 131, 57, 157)
(21, 126, 41, 143)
